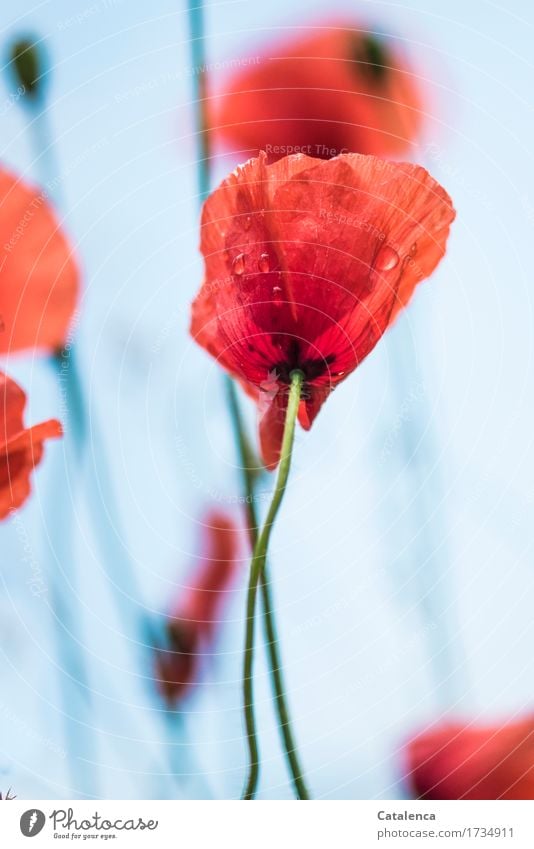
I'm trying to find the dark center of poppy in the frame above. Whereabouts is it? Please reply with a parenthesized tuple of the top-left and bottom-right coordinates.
(272, 338, 336, 386)
(350, 33, 389, 83)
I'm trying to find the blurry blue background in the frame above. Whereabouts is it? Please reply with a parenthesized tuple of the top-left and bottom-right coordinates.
(0, 0, 533, 799)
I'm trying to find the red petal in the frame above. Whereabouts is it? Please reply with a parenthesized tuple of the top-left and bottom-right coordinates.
(406, 719, 534, 800)
(192, 151, 454, 392)
(258, 385, 289, 470)
(0, 371, 62, 519)
(0, 167, 79, 354)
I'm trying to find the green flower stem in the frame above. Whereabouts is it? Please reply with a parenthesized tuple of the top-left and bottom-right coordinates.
(226, 376, 310, 800)
(242, 370, 308, 800)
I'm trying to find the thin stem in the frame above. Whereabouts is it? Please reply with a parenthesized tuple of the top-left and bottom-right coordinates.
(19, 78, 97, 796)
(242, 370, 305, 800)
(187, 0, 211, 203)
(48, 352, 97, 798)
(226, 377, 310, 799)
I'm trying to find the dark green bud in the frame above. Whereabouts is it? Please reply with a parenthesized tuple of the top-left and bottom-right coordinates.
(9, 37, 46, 100)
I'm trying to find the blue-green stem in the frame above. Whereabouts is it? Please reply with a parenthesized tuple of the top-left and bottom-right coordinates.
(15, 59, 98, 795)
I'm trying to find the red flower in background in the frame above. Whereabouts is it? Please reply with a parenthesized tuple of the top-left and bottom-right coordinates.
(156, 511, 241, 703)
(406, 718, 534, 800)
(0, 371, 62, 520)
(0, 166, 79, 355)
(191, 152, 454, 469)
(211, 24, 423, 162)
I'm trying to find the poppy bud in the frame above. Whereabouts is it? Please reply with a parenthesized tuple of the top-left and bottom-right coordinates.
(8, 36, 47, 101)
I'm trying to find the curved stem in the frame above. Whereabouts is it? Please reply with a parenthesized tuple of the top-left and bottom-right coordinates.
(242, 370, 305, 800)
(226, 377, 310, 799)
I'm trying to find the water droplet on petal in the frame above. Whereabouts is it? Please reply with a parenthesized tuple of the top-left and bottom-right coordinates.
(410, 242, 417, 256)
(272, 285, 282, 303)
(258, 253, 270, 273)
(243, 215, 252, 231)
(375, 244, 399, 271)
(232, 253, 245, 276)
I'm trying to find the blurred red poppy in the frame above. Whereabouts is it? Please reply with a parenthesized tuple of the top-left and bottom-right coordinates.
(0, 371, 62, 519)
(0, 166, 79, 354)
(191, 152, 454, 469)
(211, 24, 423, 162)
(406, 718, 534, 800)
(156, 510, 241, 703)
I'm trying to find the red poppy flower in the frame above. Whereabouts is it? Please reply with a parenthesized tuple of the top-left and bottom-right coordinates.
(156, 511, 241, 703)
(405, 718, 534, 800)
(0, 371, 62, 520)
(210, 24, 423, 162)
(0, 166, 79, 354)
(190, 152, 455, 469)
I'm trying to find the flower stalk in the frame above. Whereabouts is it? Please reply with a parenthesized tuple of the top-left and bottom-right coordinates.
(242, 370, 308, 800)
(226, 377, 309, 799)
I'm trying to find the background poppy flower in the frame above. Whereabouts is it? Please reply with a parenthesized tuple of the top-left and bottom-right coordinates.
(0, 166, 79, 354)
(211, 24, 423, 162)
(0, 371, 62, 519)
(405, 718, 534, 800)
(191, 152, 455, 469)
(156, 510, 241, 703)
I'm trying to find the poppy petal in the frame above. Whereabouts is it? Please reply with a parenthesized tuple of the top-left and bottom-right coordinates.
(191, 151, 454, 466)
(0, 167, 79, 354)
(0, 371, 62, 519)
(406, 719, 534, 801)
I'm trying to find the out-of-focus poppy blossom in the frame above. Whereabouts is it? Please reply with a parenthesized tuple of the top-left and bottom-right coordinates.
(211, 24, 423, 162)
(156, 511, 241, 703)
(191, 152, 454, 469)
(0, 371, 62, 520)
(406, 718, 534, 800)
(0, 166, 79, 354)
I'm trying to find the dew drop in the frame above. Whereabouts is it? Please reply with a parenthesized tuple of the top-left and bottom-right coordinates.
(232, 253, 245, 275)
(243, 215, 252, 231)
(272, 285, 283, 302)
(258, 253, 270, 273)
(375, 244, 399, 271)
(410, 242, 417, 256)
